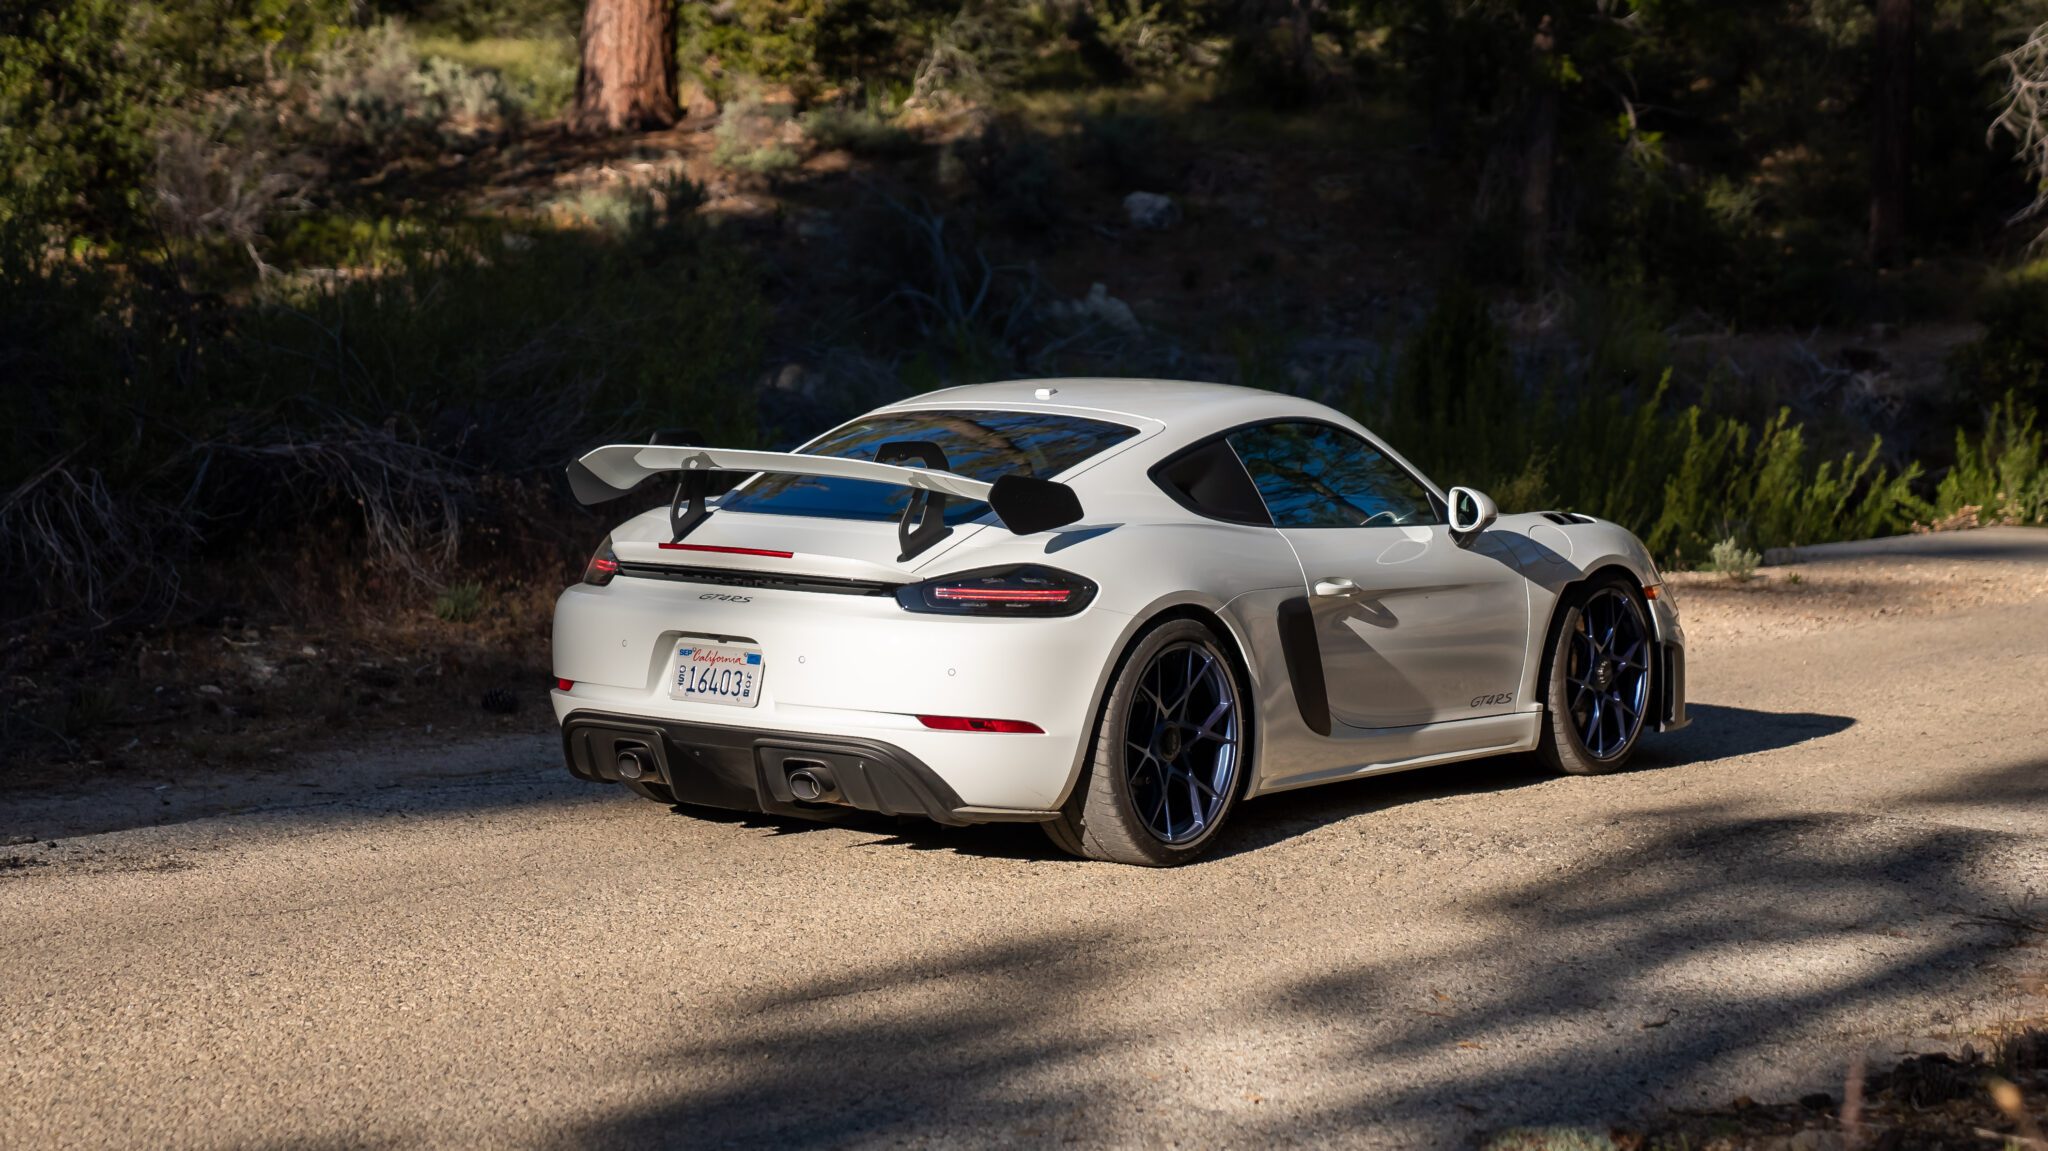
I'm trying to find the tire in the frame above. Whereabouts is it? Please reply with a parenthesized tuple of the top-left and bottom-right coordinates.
(1536, 575, 1656, 775)
(623, 778, 676, 804)
(1043, 619, 1249, 866)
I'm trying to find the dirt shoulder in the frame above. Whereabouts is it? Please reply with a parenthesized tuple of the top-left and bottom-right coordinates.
(1665, 527, 2048, 647)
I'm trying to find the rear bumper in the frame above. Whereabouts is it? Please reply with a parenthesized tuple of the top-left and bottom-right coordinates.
(551, 576, 1134, 811)
(562, 710, 1059, 825)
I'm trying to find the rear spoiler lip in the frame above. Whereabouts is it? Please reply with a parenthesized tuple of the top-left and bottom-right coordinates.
(567, 445, 997, 507)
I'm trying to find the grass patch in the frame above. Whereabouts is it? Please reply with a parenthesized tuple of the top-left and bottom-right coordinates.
(799, 104, 918, 155)
(433, 580, 486, 623)
(413, 33, 577, 119)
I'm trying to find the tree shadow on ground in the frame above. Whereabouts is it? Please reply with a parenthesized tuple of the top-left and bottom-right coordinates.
(553, 755, 2048, 1148)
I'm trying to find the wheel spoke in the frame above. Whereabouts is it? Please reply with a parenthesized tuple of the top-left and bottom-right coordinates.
(1171, 652, 1210, 718)
(1559, 588, 1658, 760)
(1120, 641, 1247, 844)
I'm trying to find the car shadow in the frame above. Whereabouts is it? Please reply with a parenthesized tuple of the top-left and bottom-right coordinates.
(1632, 703, 1855, 767)
(774, 702, 1856, 864)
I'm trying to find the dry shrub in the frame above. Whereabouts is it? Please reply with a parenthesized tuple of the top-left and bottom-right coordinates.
(151, 110, 321, 250)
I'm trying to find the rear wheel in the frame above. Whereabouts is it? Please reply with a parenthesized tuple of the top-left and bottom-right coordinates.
(1536, 577, 1655, 775)
(1044, 619, 1247, 866)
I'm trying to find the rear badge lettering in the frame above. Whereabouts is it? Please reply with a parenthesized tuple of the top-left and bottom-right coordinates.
(699, 593, 752, 603)
(1471, 692, 1514, 708)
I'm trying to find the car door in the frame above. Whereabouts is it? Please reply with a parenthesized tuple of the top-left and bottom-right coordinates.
(1227, 421, 1531, 729)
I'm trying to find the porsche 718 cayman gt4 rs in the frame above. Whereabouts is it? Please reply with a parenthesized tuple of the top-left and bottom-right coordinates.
(553, 379, 1688, 865)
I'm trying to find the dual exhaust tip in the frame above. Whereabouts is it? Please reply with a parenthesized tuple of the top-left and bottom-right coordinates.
(614, 746, 840, 804)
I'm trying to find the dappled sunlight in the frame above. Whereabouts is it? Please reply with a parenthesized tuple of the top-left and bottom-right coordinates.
(549, 757, 2048, 1146)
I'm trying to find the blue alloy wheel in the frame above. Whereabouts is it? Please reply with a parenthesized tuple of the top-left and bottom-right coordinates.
(1566, 586, 1652, 759)
(1124, 641, 1242, 844)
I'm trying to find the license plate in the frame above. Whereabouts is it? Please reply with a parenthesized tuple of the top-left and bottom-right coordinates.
(670, 642, 764, 708)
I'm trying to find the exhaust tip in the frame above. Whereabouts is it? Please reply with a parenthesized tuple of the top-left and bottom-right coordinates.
(616, 750, 647, 781)
(787, 764, 838, 803)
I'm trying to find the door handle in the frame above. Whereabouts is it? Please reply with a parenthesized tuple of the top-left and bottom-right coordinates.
(1313, 577, 1357, 597)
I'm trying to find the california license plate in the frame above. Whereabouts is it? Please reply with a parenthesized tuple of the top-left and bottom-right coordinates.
(670, 642, 764, 708)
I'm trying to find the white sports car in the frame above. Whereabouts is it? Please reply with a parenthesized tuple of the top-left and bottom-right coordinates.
(553, 379, 1687, 865)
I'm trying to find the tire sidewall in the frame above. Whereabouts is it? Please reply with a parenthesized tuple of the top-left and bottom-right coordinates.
(1542, 578, 1655, 773)
(1067, 618, 1249, 865)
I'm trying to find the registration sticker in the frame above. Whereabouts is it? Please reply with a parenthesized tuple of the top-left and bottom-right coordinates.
(670, 643, 764, 708)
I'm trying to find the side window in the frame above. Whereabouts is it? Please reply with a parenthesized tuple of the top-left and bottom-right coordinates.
(1227, 422, 1439, 528)
(1152, 438, 1271, 524)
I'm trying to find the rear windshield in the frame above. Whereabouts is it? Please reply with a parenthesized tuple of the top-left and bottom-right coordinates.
(719, 409, 1140, 524)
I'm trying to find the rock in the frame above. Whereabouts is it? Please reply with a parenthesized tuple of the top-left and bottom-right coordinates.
(1047, 283, 1142, 337)
(196, 685, 224, 696)
(1123, 191, 1180, 231)
(1788, 1130, 1843, 1151)
(679, 79, 719, 122)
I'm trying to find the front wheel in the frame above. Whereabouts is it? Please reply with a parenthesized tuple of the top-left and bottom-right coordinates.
(1536, 577, 1656, 775)
(1043, 620, 1247, 866)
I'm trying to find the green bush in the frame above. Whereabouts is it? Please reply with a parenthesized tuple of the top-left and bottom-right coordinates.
(0, 0, 346, 238)
(1706, 537, 1761, 580)
(414, 33, 578, 119)
(1932, 394, 2048, 528)
(1350, 289, 1928, 568)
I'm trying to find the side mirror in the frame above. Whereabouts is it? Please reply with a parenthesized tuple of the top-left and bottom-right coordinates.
(1446, 486, 1498, 546)
(989, 474, 1084, 535)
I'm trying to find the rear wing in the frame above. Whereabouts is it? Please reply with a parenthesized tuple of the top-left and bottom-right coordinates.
(566, 443, 1082, 561)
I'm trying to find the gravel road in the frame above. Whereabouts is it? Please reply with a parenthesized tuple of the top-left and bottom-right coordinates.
(5, 530, 2046, 1149)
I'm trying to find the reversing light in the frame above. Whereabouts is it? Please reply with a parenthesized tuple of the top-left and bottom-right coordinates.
(916, 715, 1045, 734)
(582, 537, 620, 586)
(895, 565, 1096, 617)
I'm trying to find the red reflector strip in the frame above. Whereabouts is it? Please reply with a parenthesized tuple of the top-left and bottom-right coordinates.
(554, 678, 574, 691)
(916, 715, 1045, 734)
(930, 587, 1072, 603)
(657, 543, 795, 558)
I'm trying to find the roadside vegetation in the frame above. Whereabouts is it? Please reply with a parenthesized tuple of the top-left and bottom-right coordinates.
(6, 0, 2048, 764)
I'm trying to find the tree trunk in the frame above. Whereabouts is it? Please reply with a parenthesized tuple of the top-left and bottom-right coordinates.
(1521, 14, 1559, 288)
(570, 0, 678, 136)
(1869, 0, 1913, 265)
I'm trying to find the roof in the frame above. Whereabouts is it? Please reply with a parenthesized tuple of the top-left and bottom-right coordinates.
(884, 378, 1342, 432)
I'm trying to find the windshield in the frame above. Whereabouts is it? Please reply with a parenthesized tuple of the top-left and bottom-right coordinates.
(718, 409, 1140, 524)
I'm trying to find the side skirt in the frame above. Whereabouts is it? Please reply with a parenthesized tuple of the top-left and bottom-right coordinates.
(1250, 711, 1543, 796)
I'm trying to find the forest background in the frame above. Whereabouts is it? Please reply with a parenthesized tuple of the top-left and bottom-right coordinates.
(5, 0, 2048, 759)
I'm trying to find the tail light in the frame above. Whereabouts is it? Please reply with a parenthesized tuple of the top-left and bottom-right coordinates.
(895, 565, 1097, 617)
(582, 537, 620, 586)
(917, 715, 1044, 733)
